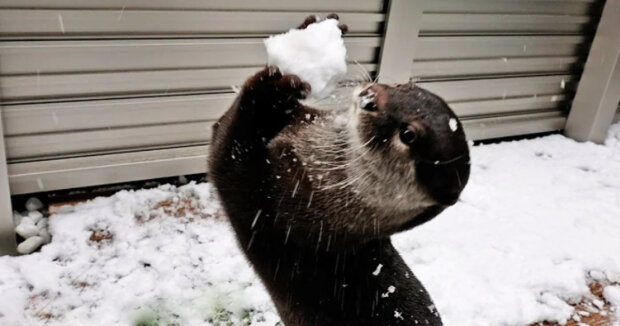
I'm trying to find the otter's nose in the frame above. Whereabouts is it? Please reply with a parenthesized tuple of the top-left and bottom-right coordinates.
(434, 187, 462, 206)
(416, 162, 469, 207)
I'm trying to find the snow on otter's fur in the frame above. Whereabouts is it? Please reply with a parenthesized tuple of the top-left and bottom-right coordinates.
(264, 18, 347, 99)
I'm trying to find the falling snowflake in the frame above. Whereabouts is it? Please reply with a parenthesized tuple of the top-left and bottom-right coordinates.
(449, 118, 458, 132)
(372, 263, 383, 276)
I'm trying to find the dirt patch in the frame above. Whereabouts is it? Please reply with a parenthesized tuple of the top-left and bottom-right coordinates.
(530, 281, 617, 326)
(26, 291, 63, 322)
(135, 195, 223, 223)
(88, 228, 113, 247)
(154, 198, 198, 217)
(71, 280, 92, 290)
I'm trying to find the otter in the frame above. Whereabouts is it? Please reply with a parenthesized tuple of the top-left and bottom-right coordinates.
(209, 16, 470, 326)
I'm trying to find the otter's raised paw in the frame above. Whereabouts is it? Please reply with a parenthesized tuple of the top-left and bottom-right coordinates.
(297, 13, 348, 34)
(245, 66, 311, 100)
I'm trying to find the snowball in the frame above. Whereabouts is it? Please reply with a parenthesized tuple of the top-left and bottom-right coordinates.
(603, 286, 620, 320)
(178, 175, 188, 185)
(25, 197, 43, 212)
(16, 236, 44, 254)
(28, 211, 43, 224)
(38, 228, 51, 244)
(264, 18, 347, 99)
(19, 216, 34, 226)
(15, 222, 39, 239)
(35, 218, 48, 231)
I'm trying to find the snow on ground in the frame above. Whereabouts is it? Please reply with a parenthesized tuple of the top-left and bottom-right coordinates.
(393, 122, 620, 326)
(0, 186, 278, 326)
(1, 123, 620, 326)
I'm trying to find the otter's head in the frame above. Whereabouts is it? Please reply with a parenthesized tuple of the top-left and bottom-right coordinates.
(348, 83, 470, 219)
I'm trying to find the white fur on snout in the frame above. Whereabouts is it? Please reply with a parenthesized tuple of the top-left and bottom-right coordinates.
(279, 97, 437, 235)
(344, 95, 436, 216)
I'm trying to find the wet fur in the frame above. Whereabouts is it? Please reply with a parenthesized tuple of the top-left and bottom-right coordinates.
(209, 67, 469, 325)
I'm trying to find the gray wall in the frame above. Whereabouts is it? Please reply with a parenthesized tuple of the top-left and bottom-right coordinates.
(409, 0, 604, 140)
(0, 0, 385, 195)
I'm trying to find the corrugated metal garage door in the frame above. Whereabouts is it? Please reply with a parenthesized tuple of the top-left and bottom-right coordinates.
(412, 0, 605, 140)
(0, 0, 385, 194)
(0, 0, 606, 195)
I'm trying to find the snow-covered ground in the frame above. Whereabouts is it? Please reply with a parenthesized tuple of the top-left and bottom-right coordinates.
(1, 123, 620, 326)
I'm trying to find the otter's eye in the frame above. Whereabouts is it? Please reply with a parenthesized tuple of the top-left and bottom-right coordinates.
(399, 127, 417, 145)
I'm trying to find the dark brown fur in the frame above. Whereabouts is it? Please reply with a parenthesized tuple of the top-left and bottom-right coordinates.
(209, 17, 469, 326)
(209, 65, 470, 325)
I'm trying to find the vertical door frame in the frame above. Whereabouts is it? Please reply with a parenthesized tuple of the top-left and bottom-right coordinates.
(376, 0, 425, 84)
(0, 108, 16, 255)
(565, 0, 620, 143)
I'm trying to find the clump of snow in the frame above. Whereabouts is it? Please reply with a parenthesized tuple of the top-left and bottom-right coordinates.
(15, 220, 39, 239)
(14, 208, 51, 254)
(16, 236, 45, 255)
(25, 197, 43, 212)
(1, 123, 620, 325)
(0, 183, 278, 326)
(604, 286, 620, 322)
(264, 18, 347, 99)
(178, 175, 189, 185)
(28, 211, 43, 224)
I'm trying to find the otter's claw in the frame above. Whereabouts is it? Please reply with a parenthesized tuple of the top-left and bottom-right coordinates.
(297, 15, 318, 29)
(326, 13, 339, 20)
(267, 65, 281, 78)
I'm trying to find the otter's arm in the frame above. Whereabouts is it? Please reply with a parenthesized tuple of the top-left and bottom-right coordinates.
(210, 66, 311, 169)
(211, 66, 310, 147)
(208, 67, 311, 233)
